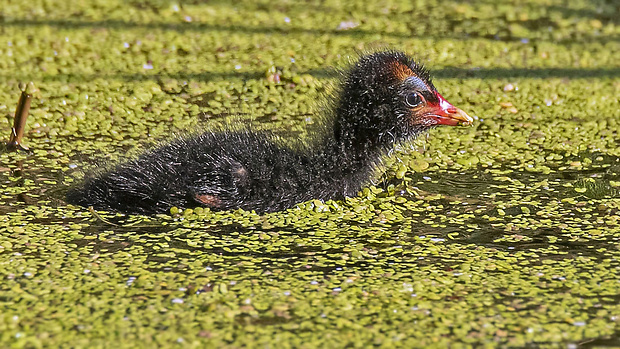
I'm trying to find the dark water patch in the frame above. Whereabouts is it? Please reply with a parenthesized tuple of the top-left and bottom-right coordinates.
(5, 67, 620, 85)
(376, 152, 620, 261)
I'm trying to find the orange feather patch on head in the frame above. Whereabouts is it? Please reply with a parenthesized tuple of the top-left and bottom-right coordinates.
(386, 61, 416, 81)
(385, 59, 435, 94)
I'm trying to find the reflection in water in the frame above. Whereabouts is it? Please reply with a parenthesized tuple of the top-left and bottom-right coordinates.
(396, 152, 619, 253)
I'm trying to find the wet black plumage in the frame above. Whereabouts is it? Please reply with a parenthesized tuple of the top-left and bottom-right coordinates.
(66, 50, 472, 214)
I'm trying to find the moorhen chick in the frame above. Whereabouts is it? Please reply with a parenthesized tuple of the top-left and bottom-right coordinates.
(66, 50, 473, 214)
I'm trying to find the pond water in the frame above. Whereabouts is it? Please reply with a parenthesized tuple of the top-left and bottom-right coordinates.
(1, 0, 619, 347)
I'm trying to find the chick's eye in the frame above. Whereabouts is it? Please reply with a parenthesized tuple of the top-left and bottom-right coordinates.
(405, 92, 424, 108)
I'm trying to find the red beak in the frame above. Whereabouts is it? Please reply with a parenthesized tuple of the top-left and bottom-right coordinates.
(425, 93, 473, 126)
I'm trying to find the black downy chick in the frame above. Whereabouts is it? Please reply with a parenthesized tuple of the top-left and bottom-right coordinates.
(66, 51, 473, 214)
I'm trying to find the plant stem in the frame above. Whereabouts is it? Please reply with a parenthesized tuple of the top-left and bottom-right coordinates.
(6, 82, 36, 152)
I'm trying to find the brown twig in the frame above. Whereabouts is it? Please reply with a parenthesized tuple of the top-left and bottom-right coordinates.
(6, 82, 37, 152)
